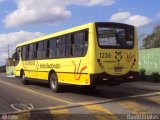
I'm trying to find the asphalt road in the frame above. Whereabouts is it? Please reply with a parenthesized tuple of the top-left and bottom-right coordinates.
(0, 73, 160, 120)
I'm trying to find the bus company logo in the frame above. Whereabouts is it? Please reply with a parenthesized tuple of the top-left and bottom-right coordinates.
(40, 63, 60, 69)
(72, 60, 87, 80)
(115, 51, 122, 66)
(36, 61, 60, 69)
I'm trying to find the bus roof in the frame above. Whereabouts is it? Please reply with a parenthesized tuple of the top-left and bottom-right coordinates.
(16, 22, 134, 48)
(16, 22, 95, 47)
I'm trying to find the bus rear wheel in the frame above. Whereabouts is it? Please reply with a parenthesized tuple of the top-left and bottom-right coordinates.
(21, 71, 28, 85)
(49, 73, 60, 92)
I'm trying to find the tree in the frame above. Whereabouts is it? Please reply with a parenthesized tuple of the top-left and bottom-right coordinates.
(142, 25, 160, 49)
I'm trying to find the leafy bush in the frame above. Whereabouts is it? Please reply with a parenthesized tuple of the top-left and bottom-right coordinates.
(139, 69, 146, 80)
(151, 72, 160, 82)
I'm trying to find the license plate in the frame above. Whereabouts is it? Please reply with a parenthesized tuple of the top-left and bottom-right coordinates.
(114, 67, 122, 72)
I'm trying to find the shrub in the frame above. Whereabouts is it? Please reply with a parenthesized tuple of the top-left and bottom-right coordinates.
(151, 72, 160, 82)
(139, 69, 146, 80)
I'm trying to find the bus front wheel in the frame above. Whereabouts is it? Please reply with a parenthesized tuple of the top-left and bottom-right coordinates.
(49, 73, 60, 92)
(21, 71, 28, 85)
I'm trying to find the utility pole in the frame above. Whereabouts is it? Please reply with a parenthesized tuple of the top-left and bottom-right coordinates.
(8, 44, 9, 58)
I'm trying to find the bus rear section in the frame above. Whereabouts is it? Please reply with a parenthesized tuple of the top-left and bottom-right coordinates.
(90, 22, 139, 85)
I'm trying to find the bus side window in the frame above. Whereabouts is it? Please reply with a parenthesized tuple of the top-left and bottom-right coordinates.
(60, 35, 66, 57)
(46, 40, 50, 58)
(66, 34, 71, 57)
(29, 44, 34, 60)
(73, 32, 84, 56)
(37, 41, 43, 59)
(82, 31, 88, 55)
(56, 37, 61, 58)
(43, 41, 48, 59)
(71, 34, 74, 56)
(26, 45, 29, 60)
(33, 43, 38, 59)
(22, 46, 26, 60)
(49, 38, 57, 58)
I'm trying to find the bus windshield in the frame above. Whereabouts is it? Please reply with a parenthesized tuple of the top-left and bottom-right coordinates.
(96, 23, 134, 49)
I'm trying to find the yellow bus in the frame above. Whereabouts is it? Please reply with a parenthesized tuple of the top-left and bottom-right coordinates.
(12, 22, 139, 92)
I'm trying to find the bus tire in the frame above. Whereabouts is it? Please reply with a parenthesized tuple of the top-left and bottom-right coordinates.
(49, 72, 60, 92)
(21, 71, 28, 85)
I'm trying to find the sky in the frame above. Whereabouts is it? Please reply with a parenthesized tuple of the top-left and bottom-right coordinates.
(0, 0, 160, 65)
